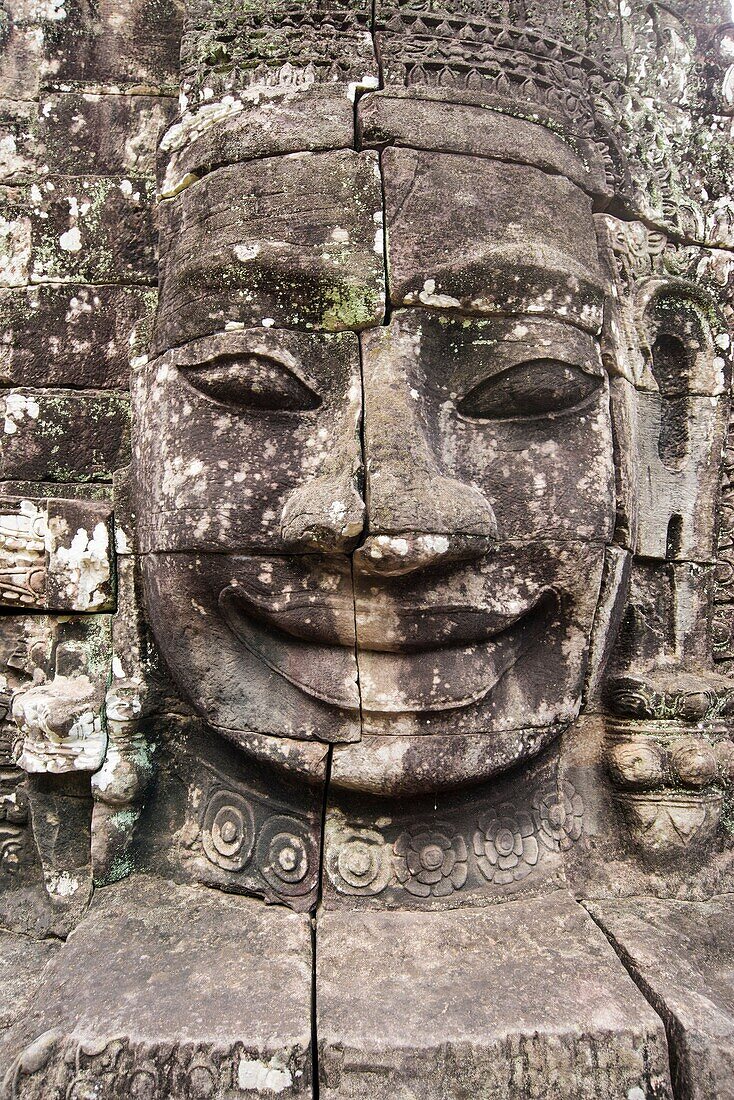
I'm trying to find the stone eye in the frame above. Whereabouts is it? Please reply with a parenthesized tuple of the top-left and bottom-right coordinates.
(182, 354, 322, 412)
(457, 358, 602, 421)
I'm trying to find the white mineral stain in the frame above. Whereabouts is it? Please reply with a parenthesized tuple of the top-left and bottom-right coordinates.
(237, 1058, 293, 1094)
(47, 872, 79, 898)
(53, 522, 110, 609)
(59, 226, 82, 252)
(235, 243, 260, 261)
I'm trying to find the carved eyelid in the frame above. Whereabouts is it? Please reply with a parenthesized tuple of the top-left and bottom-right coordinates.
(178, 346, 316, 387)
(178, 349, 323, 412)
(455, 354, 603, 404)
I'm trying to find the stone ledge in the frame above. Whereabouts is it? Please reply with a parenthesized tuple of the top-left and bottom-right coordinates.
(0, 874, 313, 1098)
(587, 895, 734, 1100)
(317, 891, 673, 1100)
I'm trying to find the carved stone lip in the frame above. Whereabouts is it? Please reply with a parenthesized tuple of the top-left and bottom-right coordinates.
(219, 584, 558, 713)
(221, 568, 553, 652)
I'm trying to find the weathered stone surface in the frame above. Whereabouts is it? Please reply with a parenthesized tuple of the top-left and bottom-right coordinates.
(0, 389, 129, 482)
(588, 896, 734, 1100)
(2, 176, 156, 287)
(317, 893, 673, 1099)
(154, 149, 385, 349)
(0, 931, 59, 1033)
(0, 101, 36, 185)
(37, 0, 183, 92)
(133, 328, 364, 553)
(135, 715, 327, 910)
(0, 497, 114, 610)
(0, 284, 156, 389)
(358, 92, 610, 198)
(323, 746, 570, 908)
(382, 146, 605, 331)
(560, 713, 734, 901)
(1, 3, 733, 1095)
(139, 553, 361, 745)
(0, 874, 313, 1098)
(35, 93, 174, 177)
(158, 86, 356, 198)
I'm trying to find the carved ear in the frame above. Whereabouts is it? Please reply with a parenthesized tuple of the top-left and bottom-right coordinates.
(634, 277, 731, 399)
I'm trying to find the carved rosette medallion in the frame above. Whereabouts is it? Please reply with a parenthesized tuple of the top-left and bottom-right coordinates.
(532, 782, 584, 852)
(328, 827, 391, 897)
(394, 822, 469, 899)
(201, 789, 255, 872)
(473, 805, 539, 885)
(256, 815, 318, 898)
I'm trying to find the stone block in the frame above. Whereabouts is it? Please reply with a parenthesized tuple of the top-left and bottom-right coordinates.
(136, 717, 327, 911)
(316, 892, 673, 1100)
(0, 875, 313, 1097)
(0, 101, 37, 185)
(382, 147, 605, 332)
(158, 86, 356, 198)
(0, 176, 156, 288)
(0, 284, 156, 389)
(588, 896, 734, 1100)
(0, 496, 114, 610)
(154, 149, 385, 350)
(35, 93, 175, 177)
(37, 0, 183, 92)
(358, 92, 609, 198)
(0, 931, 59, 1032)
(0, 389, 129, 482)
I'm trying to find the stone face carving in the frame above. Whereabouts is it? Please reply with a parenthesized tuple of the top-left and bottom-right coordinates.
(135, 101, 622, 795)
(1, 0, 734, 1096)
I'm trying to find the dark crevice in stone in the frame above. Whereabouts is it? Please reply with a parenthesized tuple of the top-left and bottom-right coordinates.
(583, 902, 687, 1100)
(157, 145, 356, 198)
(312, 744, 332, 1100)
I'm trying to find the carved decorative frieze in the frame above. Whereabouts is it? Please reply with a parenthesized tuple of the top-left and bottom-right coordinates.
(0, 498, 115, 613)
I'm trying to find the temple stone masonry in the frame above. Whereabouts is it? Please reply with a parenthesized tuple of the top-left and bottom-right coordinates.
(0, 0, 733, 1096)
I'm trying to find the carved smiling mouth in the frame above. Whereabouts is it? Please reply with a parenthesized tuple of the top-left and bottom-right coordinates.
(219, 582, 558, 714)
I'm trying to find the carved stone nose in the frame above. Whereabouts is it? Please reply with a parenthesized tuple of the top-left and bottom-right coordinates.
(279, 472, 365, 553)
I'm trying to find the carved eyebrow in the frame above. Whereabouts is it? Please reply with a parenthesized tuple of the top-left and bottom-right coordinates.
(398, 252, 607, 335)
(438, 322, 604, 395)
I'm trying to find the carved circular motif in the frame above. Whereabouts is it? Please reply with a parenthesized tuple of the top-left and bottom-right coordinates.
(607, 739, 665, 789)
(187, 1057, 217, 1100)
(201, 790, 255, 872)
(0, 836, 21, 874)
(129, 1066, 159, 1100)
(532, 782, 583, 851)
(257, 815, 317, 897)
(473, 805, 539, 885)
(327, 827, 391, 896)
(394, 823, 467, 898)
(670, 738, 717, 789)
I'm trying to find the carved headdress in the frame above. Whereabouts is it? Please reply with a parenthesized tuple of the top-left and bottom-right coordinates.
(175, 0, 734, 247)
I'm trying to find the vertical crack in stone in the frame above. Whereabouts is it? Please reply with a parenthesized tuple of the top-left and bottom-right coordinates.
(583, 902, 684, 1100)
(376, 150, 392, 327)
(312, 740, 332, 1100)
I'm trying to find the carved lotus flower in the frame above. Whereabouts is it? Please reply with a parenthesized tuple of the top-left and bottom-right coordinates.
(394, 823, 468, 898)
(473, 804, 539, 885)
(532, 781, 583, 851)
(329, 827, 391, 896)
